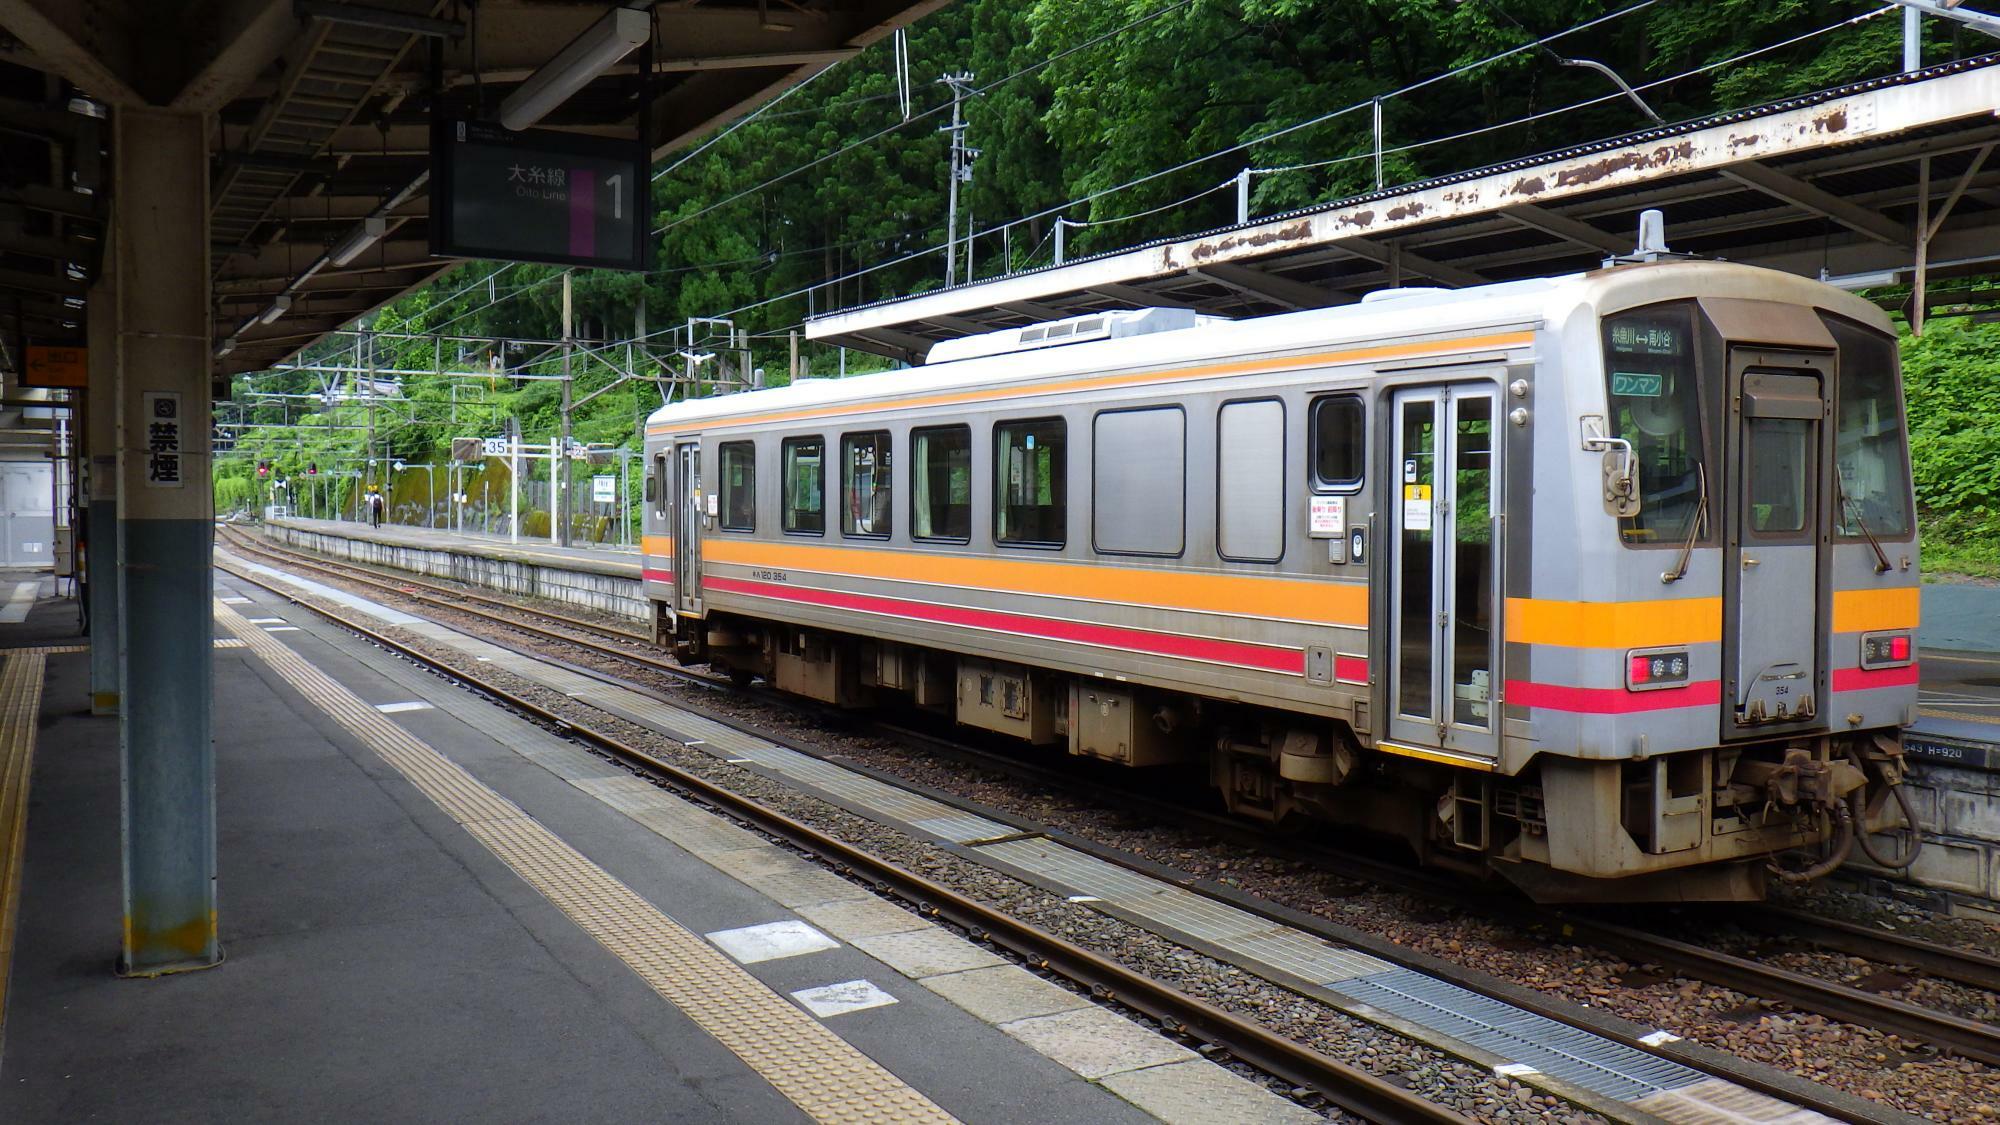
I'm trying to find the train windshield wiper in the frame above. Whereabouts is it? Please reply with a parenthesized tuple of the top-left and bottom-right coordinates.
(1839, 484, 1894, 574)
(1661, 462, 1707, 584)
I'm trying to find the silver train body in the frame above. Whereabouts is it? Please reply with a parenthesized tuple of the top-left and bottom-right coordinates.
(641, 259, 1922, 902)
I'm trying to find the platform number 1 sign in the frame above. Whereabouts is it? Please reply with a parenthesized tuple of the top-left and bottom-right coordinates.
(142, 391, 183, 489)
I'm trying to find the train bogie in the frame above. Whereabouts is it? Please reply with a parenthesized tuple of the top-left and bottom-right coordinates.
(639, 256, 1924, 903)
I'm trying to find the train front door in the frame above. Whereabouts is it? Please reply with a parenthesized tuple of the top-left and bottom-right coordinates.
(1386, 385, 1500, 758)
(1724, 351, 1828, 733)
(675, 441, 703, 617)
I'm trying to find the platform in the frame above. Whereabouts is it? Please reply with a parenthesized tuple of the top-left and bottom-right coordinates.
(262, 516, 645, 620)
(0, 578, 1308, 1123)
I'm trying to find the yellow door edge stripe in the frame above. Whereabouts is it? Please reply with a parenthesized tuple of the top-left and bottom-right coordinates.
(1374, 739, 1496, 771)
(648, 330, 1534, 436)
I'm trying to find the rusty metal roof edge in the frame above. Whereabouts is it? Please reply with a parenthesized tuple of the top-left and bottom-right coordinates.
(811, 51, 2000, 330)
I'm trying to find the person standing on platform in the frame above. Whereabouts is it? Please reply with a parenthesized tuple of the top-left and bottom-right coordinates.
(368, 487, 384, 529)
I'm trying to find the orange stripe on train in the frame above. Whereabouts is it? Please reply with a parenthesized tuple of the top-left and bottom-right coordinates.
(692, 538, 1368, 628)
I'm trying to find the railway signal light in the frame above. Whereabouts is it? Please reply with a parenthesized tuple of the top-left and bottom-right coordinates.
(257, 460, 269, 478)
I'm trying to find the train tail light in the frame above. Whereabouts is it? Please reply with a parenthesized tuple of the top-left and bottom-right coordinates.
(1626, 648, 1690, 691)
(1861, 632, 1914, 669)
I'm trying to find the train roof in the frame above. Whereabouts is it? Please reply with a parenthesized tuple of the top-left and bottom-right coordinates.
(645, 260, 1890, 431)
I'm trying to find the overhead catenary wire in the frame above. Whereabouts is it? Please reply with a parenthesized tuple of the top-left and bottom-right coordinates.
(649, 0, 1201, 236)
(681, 4, 1905, 338)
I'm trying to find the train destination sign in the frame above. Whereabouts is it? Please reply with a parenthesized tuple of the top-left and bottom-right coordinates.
(432, 120, 648, 272)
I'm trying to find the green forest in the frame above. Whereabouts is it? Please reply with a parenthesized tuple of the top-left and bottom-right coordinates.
(218, 0, 2000, 575)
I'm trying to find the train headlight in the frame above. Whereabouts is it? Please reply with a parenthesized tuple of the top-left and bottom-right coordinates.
(1626, 648, 1691, 691)
(1861, 631, 1914, 669)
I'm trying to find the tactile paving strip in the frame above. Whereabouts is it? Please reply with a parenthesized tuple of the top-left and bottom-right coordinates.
(214, 600, 959, 1125)
(0, 650, 47, 1044)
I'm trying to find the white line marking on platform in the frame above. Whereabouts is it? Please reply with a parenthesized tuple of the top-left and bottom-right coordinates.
(1494, 1063, 1540, 1078)
(219, 596, 252, 605)
(726, 758, 754, 764)
(791, 979, 898, 1018)
(0, 580, 38, 622)
(1066, 895, 1102, 904)
(375, 702, 434, 714)
(263, 626, 300, 633)
(246, 617, 285, 624)
(706, 919, 839, 964)
(1640, 1029, 1682, 1046)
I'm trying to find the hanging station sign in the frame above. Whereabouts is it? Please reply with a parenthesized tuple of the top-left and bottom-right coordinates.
(430, 120, 649, 272)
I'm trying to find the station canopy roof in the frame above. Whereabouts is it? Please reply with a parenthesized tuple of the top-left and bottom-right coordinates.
(0, 0, 950, 387)
(808, 54, 2000, 362)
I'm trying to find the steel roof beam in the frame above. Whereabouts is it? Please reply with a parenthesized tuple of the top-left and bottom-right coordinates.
(1719, 161, 1914, 246)
(0, 264, 86, 298)
(1500, 204, 1632, 256)
(1087, 282, 1199, 310)
(1330, 238, 1486, 288)
(0, 0, 144, 105)
(1188, 263, 1340, 309)
(173, 0, 296, 112)
(996, 299, 1069, 321)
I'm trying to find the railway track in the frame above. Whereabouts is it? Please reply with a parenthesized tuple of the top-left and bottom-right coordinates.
(225, 528, 2000, 1098)
(213, 542, 1459, 1125)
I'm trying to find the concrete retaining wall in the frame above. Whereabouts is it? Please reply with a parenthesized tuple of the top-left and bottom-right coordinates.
(262, 522, 649, 623)
(1846, 729, 2000, 922)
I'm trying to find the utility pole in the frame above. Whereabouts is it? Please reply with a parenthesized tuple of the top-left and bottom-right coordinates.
(558, 269, 573, 547)
(937, 72, 977, 286)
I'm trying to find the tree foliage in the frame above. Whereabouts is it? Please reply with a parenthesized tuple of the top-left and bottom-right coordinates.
(225, 0, 1984, 550)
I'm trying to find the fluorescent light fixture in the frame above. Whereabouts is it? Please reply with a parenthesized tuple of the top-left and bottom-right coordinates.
(216, 337, 238, 358)
(66, 96, 106, 119)
(329, 216, 388, 267)
(1824, 269, 1901, 290)
(258, 295, 293, 325)
(499, 7, 649, 131)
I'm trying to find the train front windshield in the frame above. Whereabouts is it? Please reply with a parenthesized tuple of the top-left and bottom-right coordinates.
(1601, 307, 1707, 545)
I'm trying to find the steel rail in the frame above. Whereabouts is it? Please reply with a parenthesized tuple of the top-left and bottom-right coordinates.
(227, 529, 1996, 1081)
(218, 529, 713, 684)
(1541, 912, 2000, 1067)
(215, 552, 1462, 1125)
(1740, 906, 2000, 994)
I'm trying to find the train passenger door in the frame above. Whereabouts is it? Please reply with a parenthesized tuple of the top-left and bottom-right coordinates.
(675, 440, 703, 617)
(1386, 386, 1500, 758)
(1725, 353, 1827, 731)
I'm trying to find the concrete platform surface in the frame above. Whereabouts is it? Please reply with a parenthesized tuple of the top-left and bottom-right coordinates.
(0, 575, 1313, 1124)
(270, 515, 639, 573)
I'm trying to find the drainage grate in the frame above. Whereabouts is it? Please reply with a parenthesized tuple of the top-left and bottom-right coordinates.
(1333, 968, 1706, 1103)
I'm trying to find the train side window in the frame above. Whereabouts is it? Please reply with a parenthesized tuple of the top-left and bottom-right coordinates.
(911, 425, 971, 541)
(1093, 407, 1184, 556)
(841, 431, 892, 538)
(1217, 399, 1285, 562)
(718, 441, 755, 531)
(1310, 394, 1364, 490)
(782, 436, 825, 535)
(995, 418, 1066, 547)
(650, 453, 666, 516)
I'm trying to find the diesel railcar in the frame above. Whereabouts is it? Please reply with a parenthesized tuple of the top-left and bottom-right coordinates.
(640, 256, 1923, 902)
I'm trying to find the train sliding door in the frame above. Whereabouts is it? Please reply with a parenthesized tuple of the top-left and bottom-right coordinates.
(1724, 351, 1828, 732)
(674, 440, 703, 617)
(1386, 385, 1500, 758)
